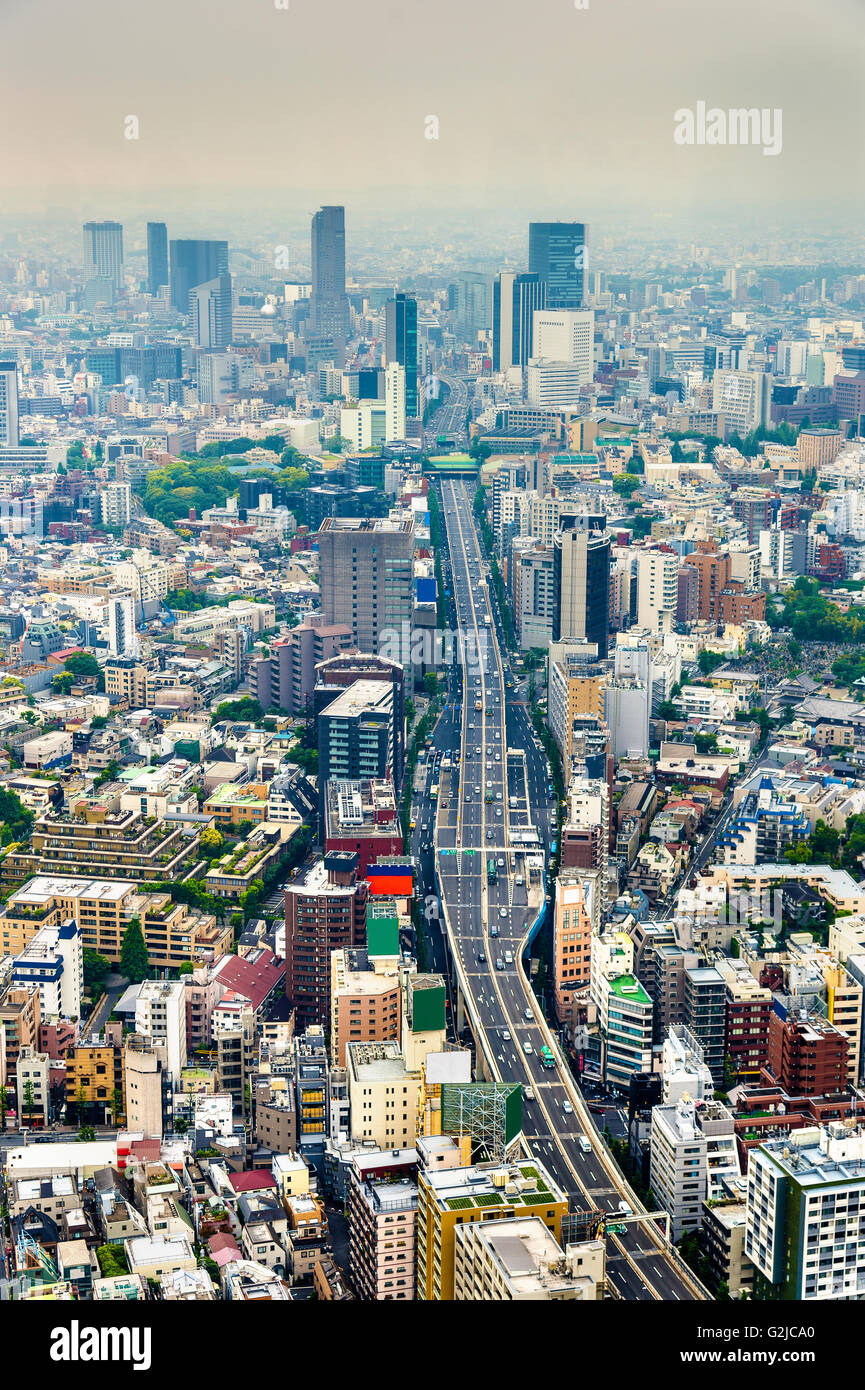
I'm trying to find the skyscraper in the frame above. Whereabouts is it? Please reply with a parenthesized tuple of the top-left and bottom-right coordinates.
(385, 293, 418, 417)
(190, 275, 233, 349)
(552, 512, 610, 657)
(0, 361, 19, 447)
(385, 362, 406, 443)
(82, 221, 124, 291)
(169, 239, 229, 314)
(146, 222, 169, 296)
(492, 272, 545, 371)
(529, 221, 587, 310)
(311, 206, 349, 345)
(316, 516, 415, 658)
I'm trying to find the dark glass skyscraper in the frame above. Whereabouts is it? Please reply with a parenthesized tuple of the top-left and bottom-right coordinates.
(529, 221, 586, 310)
(169, 239, 229, 313)
(492, 272, 546, 371)
(311, 206, 349, 342)
(385, 292, 419, 417)
(146, 222, 169, 296)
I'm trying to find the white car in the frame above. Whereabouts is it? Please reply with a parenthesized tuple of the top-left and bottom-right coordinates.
(563, 1100, 573, 1114)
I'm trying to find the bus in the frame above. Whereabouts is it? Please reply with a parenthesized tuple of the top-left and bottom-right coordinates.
(487, 858, 497, 883)
(430, 783, 439, 801)
(541, 1045, 556, 1069)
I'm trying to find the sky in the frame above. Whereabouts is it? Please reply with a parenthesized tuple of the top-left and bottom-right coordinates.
(0, 0, 863, 234)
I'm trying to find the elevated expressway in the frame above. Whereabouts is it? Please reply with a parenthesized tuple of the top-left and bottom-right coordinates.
(433, 478, 707, 1302)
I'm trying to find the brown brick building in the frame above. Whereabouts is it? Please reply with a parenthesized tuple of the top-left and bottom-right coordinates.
(764, 1012, 848, 1096)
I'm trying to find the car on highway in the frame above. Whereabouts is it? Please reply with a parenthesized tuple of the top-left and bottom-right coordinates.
(477, 951, 486, 964)
(563, 1100, 573, 1114)
(523, 1007, 532, 1020)
(495, 957, 504, 970)
(578, 1136, 592, 1154)
(504, 950, 513, 965)
(495, 808, 502, 817)
(486, 830, 493, 840)
(523, 1041, 533, 1055)
(499, 908, 507, 919)
(523, 1086, 534, 1102)
(490, 923, 498, 937)
(502, 1030, 511, 1041)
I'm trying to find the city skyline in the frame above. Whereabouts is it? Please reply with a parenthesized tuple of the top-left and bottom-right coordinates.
(0, 0, 862, 227)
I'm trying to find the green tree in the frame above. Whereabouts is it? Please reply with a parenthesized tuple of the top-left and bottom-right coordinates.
(697, 648, 725, 677)
(110, 1088, 124, 1123)
(23, 1080, 35, 1122)
(423, 672, 439, 698)
(200, 825, 225, 858)
(77, 1124, 96, 1142)
(64, 652, 100, 678)
(120, 915, 149, 983)
(0, 1085, 7, 1130)
(83, 948, 111, 991)
(0, 788, 34, 845)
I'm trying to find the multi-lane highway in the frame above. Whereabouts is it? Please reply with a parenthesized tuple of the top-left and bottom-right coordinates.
(429, 476, 708, 1302)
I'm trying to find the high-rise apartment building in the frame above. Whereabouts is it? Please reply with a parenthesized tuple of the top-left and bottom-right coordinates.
(384, 293, 418, 417)
(384, 362, 406, 443)
(169, 239, 229, 314)
(316, 516, 415, 658)
(636, 548, 679, 634)
(311, 206, 349, 349)
(492, 272, 545, 371)
(146, 222, 169, 296)
(83, 221, 124, 291)
(764, 1011, 849, 1096)
(745, 1125, 865, 1300)
(0, 360, 19, 447)
(284, 853, 368, 1030)
(529, 221, 587, 309)
(190, 275, 233, 349)
(248, 615, 354, 715)
(552, 513, 610, 657)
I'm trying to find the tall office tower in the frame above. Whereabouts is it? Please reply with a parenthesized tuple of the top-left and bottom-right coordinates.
(82, 221, 124, 291)
(316, 516, 415, 659)
(0, 360, 19, 447)
(190, 274, 233, 349)
(451, 272, 494, 341)
(146, 221, 169, 296)
(385, 293, 419, 417)
(636, 549, 679, 634)
(169, 239, 229, 314)
(385, 361, 406, 443)
(529, 221, 587, 310)
(531, 309, 594, 383)
(492, 272, 545, 371)
(311, 205, 349, 350)
(552, 513, 611, 658)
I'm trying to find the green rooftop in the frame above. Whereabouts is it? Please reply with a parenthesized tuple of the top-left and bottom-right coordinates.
(608, 973, 651, 1004)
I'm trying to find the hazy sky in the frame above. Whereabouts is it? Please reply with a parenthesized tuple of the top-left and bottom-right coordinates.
(1, 0, 862, 227)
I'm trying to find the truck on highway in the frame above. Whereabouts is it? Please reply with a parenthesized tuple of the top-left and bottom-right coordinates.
(430, 783, 438, 801)
(485, 784, 493, 803)
(487, 858, 497, 883)
(541, 1045, 556, 1069)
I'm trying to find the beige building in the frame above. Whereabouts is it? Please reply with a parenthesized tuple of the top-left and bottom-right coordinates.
(548, 640, 606, 759)
(553, 870, 597, 1028)
(124, 1037, 167, 1138)
(454, 1219, 605, 1301)
(346, 1040, 422, 1149)
(0, 876, 231, 972)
